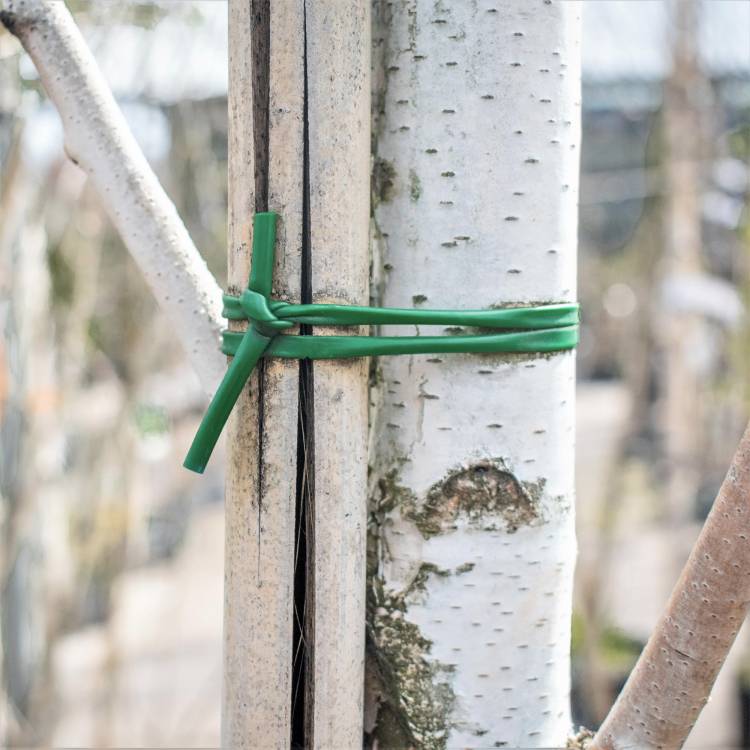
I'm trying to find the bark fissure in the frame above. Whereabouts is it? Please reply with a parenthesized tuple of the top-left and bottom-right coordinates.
(367, 569, 457, 749)
(250, 0, 270, 580)
(366, 483, 452, 746)
(251, 0, 270, 212)
(291, 3, 315, 745)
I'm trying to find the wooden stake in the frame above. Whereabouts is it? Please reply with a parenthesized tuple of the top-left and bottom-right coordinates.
(305, 4, 370, 746)
(223, 1, 301, 746)
(224, 2, 369, 747)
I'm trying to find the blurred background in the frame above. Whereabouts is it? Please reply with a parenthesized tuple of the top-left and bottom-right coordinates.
(0, 0, 748, 746)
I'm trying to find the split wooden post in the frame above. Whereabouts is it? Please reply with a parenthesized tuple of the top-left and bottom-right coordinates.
(223, 2, 301, 746)
(304, 3, 371, 747)
(224, 2, 369, 747)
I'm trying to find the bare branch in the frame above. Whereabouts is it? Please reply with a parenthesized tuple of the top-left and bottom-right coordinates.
(0, 0, 225, 394)
(592, 422, 750, 749)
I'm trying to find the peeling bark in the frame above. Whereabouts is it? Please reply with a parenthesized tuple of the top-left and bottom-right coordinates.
(366, 1, 581, 747)
(410, 462, 546, 538)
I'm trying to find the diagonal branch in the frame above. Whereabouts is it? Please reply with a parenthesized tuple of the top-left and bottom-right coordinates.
(592, 422, 750, 749)
(0, 0, 225, 394)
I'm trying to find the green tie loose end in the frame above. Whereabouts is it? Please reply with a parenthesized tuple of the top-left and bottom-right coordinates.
(184, 212, 579, 474)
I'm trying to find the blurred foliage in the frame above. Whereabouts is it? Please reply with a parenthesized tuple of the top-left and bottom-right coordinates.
(728, 122, 750, 162)
(66, 1, 167, 29)
(47, 241, 76, 308)
(134, 404, 170, 436)
(64, 0, 212, 31)
(572, 611, 643, 673)
(598, 628, 643, 672)
(68, 499, 129, 626)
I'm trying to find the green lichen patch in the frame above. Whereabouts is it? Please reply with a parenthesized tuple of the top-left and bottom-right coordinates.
(407, 461, 546, 537)
(373, 157, 397, 205)
(373, 469, 416, 517)
(454, 561, 475, 575)
(366, 462, 546, 747)
(566, 727, 595, 749)
(366, 572, 456, 749)
(409, 169, 422, 202)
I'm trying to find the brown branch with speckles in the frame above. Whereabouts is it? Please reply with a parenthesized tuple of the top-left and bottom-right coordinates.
(592, 423, 750, 750)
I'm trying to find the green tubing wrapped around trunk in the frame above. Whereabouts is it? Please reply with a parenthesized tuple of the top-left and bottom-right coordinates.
(184, 212, 579, 474)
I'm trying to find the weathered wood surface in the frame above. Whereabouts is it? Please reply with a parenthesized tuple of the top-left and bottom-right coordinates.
(224, 2, 369, 748)
(305, 3, 371, 747)
(224, 1, 303, 746)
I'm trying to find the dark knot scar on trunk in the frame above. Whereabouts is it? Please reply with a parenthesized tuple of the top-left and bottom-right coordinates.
(407, 461, 545, 537)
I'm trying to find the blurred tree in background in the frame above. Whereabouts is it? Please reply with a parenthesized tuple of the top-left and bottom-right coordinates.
(1, 3, 227, 744)
(574, 2, 750, 745)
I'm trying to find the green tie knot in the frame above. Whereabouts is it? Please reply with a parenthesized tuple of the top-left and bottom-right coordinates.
(240, 289, 294, 336)
(184, 211, 579, 475)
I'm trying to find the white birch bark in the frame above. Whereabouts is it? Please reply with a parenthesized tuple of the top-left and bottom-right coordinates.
(0, 0, 224, 393)
(367, 2, 581, 747)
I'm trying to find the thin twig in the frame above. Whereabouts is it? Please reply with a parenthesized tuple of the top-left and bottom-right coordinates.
(0, 0, 225, 394)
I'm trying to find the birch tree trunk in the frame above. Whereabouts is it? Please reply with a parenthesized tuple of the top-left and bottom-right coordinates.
(224, 2, 369, 748)
(367, 2, 581, 747)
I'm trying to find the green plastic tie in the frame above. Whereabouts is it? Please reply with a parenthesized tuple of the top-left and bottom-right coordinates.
(184, 212, 579, 473)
